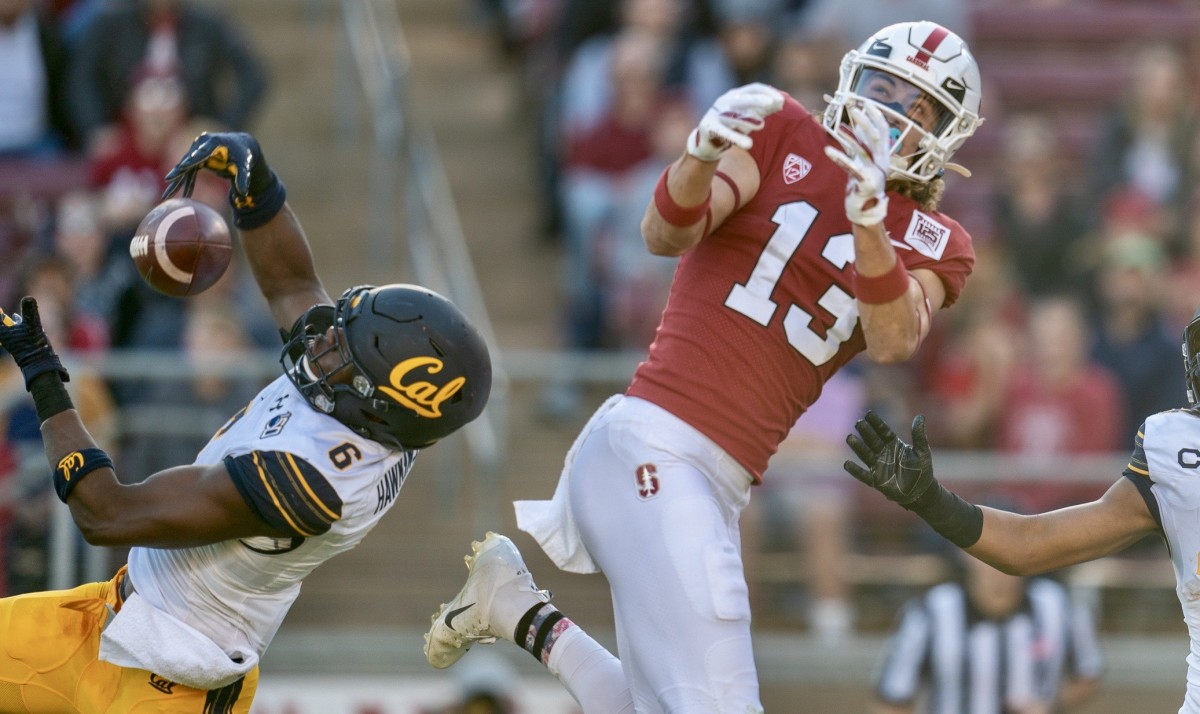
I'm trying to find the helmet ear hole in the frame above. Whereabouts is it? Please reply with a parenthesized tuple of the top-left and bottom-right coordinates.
(361, 410, 389, 426)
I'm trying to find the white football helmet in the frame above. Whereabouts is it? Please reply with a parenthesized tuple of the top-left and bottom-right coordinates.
(823, 21, 983, 183)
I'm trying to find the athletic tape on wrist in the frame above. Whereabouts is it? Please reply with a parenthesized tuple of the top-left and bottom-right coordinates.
(52, 447, 113, 503)
(853, 258, 910, 304)
(30, 372, 74, 423)
(653, 168, 711, 228)
(230, 172, 287, 229)
(908, 483, 983, 548)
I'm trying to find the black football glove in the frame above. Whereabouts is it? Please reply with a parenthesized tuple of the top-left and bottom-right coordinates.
(0, 297, 70, 389)
(162, 132, 286, 229)
(844, 411, 984, 548)
(163, 131, 269, 199)
(844, 411, 935, 508)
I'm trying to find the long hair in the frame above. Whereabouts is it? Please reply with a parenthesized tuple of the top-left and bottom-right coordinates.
(888, 176, 945, 213)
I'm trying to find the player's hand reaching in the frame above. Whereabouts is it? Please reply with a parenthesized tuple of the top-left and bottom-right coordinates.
(163, 132, 267, 201)
(0, 297, 69, 389)
(163, 132, 286, 230)
(844, 411, 936, 508)
(687, 83, 785, 162)
(824, 102, 894, 226)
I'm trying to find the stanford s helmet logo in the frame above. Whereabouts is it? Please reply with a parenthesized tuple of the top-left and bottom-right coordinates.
(376, 356, 466, 418)
(635, 463, 660, 500)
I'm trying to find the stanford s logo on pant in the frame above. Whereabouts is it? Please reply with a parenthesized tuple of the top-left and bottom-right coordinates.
(635, 463, 659, 500)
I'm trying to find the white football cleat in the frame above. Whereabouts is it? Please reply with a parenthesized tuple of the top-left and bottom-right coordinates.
(424, 531, 551, 669)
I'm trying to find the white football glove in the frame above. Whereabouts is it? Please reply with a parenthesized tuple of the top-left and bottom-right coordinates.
(824, 102, 894, 226)
(687, 83, 785, 162)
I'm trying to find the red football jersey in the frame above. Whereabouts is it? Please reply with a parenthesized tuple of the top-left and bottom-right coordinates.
(626, 95, 975, 481)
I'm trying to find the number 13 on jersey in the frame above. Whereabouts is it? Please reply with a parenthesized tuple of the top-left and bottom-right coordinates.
(723, 201, 859, 367)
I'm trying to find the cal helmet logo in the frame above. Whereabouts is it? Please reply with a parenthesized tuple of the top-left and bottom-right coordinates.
(635, 463, 660, 499)
(57, 452, 84, 482)
(903, 211, 952, 260)
(377, 356, 466, 418)
(782, 153, 811, 185)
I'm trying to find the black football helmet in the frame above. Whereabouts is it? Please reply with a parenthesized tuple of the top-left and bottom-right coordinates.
(1185, 306, 1200, 406)
(282, 284, 492, 450)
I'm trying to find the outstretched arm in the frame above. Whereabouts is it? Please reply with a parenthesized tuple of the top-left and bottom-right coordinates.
(163, 132, 332, 330)
(0, 299, 294, 548)
(41, 410, 290, 547)
(642, 83, 784, 256)
(967, 478, 1156, 575)
(844, 411, 1160, 575)
(238, 205, 330, 331)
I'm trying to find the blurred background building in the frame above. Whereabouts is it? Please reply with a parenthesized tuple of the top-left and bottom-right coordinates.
(0, 0, 1198, 711)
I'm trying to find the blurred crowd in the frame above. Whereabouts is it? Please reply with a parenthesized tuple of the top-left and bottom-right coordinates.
(0, 0, 276, 596)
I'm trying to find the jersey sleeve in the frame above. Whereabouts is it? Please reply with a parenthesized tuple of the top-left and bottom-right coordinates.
(887, 208, 975, 308)
(1120, 422, 1163, 531)
(224, 451, 344, 537)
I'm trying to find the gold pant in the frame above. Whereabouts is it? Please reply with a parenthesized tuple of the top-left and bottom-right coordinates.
(0, 566, 258, 713)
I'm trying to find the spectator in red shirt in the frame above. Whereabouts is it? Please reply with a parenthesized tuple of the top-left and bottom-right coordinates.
(997, 293, 1125, 510)
(88, 70, 189, 233)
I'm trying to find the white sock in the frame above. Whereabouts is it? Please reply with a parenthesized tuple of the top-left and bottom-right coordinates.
(493, 591, 550, 643)
(545, 625, 634, 714)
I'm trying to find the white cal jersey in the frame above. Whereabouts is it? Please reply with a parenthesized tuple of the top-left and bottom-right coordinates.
(1124, 408, 1200, 714)
(127, 374, 416, 662)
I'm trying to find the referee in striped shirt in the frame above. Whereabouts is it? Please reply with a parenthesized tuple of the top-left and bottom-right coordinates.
(873, 545, 1104, 713)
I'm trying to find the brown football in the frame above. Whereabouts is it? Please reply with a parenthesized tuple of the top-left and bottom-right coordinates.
(130, 198, 232, 297)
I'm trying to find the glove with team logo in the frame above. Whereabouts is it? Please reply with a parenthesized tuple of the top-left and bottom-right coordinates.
(824, 102, 893, 226)
(163, 132, 286, 229)
(0, 297, 69, 389)
(844, 411, 983, 548)
(687, 83, 785, 162)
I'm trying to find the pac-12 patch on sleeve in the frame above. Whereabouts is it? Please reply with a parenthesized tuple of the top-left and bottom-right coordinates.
(903, 211, 952, 260)
(225, 451, 343, 537)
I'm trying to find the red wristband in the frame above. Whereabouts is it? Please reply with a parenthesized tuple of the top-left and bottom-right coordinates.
(853, 259, 910, 304)
(654, 168, 711, 227)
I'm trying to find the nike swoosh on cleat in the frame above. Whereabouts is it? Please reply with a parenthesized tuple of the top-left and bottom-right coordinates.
(443, 603, 476, 632)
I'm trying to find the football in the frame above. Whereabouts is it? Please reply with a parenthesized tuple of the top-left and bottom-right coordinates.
(130, 197, 232, 297)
